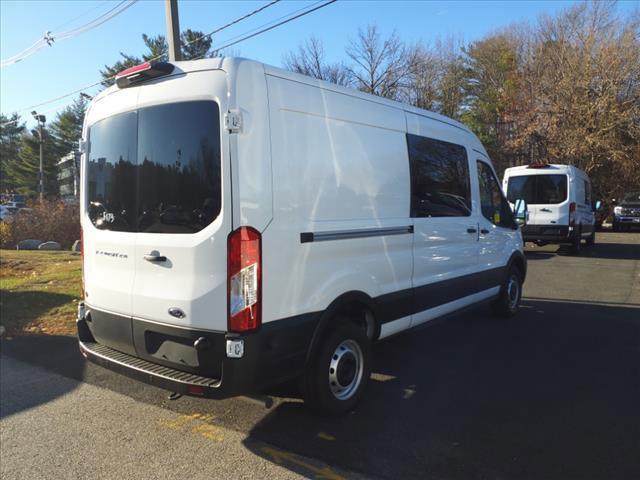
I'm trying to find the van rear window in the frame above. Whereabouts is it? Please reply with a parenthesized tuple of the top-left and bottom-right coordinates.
(86, 101, 221, 233)
(507, 174, 567, 205)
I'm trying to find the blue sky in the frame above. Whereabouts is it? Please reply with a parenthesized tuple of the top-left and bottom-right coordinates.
(1, 0, 636, 126)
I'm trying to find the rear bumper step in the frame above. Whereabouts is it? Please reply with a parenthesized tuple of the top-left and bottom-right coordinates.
(79, 340, 223, 397)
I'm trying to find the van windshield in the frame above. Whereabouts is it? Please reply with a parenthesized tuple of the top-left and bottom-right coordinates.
(86, 101, 221, 233)
(507, 174, 567, 205)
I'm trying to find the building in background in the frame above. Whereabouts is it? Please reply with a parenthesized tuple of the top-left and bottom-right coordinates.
(57, 151, 80, 200)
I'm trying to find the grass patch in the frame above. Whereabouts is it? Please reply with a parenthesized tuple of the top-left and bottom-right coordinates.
(0, 250, 82, 337)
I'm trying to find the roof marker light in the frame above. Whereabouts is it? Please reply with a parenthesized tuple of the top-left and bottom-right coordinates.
(115, 61, 174, 89)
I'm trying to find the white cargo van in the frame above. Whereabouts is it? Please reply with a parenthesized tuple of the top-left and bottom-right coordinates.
(77, 58, 526, 415)
(502, 164, 596, 254)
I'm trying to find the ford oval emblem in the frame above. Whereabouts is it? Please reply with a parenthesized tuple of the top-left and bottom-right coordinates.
(168, 307, 186, 319)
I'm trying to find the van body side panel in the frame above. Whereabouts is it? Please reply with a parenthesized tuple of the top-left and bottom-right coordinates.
(229, 60, 273, 232)
(263, 74, 414, 324)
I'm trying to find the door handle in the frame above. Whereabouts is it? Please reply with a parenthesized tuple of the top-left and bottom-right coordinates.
(144, 253, 167, 262)
(540, 208, 552, 212)
(480, 228, 490, 234)
(467, 227, 477, 234)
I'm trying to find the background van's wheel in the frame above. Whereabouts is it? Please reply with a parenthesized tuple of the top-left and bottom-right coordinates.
(570, 236, 582, 254)
(491, 267, 523, 318)
(301, 322, 371, 416)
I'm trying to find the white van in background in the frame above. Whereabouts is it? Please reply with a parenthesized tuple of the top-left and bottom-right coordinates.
(503, 164, 596, 253)
(77, 57, 527, 415)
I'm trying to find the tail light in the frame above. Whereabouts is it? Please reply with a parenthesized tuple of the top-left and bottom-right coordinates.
(569, 202, 576, 227)
(227, 227, 261, 333)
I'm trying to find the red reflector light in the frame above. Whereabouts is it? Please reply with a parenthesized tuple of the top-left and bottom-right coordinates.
(115, 61, 174, 89)
(227, 227, 262, 333)
(527, 163, 549, 169)
(187, 385, 205, 396)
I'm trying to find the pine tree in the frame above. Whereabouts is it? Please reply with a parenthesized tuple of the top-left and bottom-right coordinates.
(50, 96, 87, 156)
(0, 113, 26, 193)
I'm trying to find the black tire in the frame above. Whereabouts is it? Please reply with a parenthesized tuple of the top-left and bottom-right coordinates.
(613, 222, 619, 232)
(301, 321, 371, 416)
(586, 230, 595, 246)
(570, 235, 582, 254)
(491, 267, 523, 318)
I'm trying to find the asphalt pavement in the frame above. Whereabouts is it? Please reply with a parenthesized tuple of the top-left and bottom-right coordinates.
(1, 231, 639, 480)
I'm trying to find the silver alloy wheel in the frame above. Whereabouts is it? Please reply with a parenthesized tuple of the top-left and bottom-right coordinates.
(328, 339, 364, 401)
(507, 274, 520, 311)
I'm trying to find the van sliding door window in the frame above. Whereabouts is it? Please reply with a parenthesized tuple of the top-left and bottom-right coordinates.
(86, 101, 222, 233)
(406, 134, 471, 217)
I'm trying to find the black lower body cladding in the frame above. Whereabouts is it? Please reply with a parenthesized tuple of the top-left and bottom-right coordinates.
(78, 264, 520, 399)
(78, 306, 320, 398)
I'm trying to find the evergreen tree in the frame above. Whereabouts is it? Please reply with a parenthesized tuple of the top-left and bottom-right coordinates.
(4, 127, 59, 197)
(0, 113, 26, 193)
(50, 96, 87, 156)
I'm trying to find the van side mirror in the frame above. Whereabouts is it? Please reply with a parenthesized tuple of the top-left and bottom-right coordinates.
(595, 200, 602, 211)
(513, 198, 528, 226)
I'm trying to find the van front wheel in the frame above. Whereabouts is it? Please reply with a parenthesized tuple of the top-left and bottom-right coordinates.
(491, 267, 523, 318)
(301, 322, 371, 416)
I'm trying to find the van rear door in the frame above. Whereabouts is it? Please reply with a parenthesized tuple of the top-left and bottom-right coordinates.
(84, 103, 138, 353)
(506, 173, 569, 225)
(131, 71, 231, 333)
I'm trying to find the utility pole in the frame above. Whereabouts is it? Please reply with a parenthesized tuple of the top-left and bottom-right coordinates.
(31, 111, 46, 202)
(165, 0, 182, 62)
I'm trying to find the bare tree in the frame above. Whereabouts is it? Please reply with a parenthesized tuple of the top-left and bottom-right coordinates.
(345, 24, 415, 100)
(283, 36, 351, 86)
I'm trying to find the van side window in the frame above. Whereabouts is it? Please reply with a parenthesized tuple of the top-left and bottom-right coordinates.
(406, 134, 471, 217)
(477, 161, 515, 229)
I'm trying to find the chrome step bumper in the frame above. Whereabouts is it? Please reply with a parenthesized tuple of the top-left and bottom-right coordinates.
(79, 340, 222, 396)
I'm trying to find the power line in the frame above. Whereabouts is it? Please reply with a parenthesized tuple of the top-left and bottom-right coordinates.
(55, 1, 138, 41)
(212, 0, 336, 55)
(1, 1, 138, 67)
(1, 0, 338, 120)
(50, 0, 112, 32)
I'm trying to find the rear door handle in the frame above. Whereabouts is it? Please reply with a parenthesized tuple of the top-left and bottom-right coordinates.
(480, 228, 490, 235)
(144, 253, 167, 262)
(540, 208, 552, 212)
(467, 228, 477, 234)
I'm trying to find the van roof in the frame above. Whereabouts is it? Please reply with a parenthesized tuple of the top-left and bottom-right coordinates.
(92, 56, 480, 148)
(504, 164, 586, 176)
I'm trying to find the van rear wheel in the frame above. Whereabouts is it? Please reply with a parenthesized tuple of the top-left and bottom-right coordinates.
(491, 267, 523, 318)
(301, 322, 371, 416)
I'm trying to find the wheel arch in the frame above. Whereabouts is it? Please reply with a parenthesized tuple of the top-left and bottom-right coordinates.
(507, 250, 527, 283)
(304, 291, 380, 366)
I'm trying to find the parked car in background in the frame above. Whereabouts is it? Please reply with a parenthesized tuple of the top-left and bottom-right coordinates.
(503, 163, 598, 254)
(613, 191, 640, 231)
(0, 205, 13, 221)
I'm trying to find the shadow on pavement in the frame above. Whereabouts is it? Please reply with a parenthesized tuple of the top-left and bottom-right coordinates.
(525, 239, 640, 261)
(245, 299, 640, 480)
(0, 335, 85, 418)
